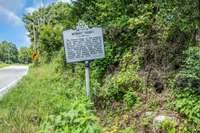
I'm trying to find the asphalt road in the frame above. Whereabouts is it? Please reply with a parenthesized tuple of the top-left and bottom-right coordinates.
(0, 66, 28, 96)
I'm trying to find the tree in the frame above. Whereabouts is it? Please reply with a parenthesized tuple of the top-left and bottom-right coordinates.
(23, 0, 200, 79)
(23, 3, 72, 62)
(0, 41, 18, 63)
(18, 47, 32, 64)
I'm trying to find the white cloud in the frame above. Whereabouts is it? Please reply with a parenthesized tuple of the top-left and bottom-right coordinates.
(25, 0, 46, 14)
(25, 7, 38, 14)
(57, 0, 71, 3)
(0, 6, 23, 26)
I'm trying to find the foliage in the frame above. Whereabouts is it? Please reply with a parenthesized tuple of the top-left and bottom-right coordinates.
(156, 119, 177, 133)
(174, 47, 200, 128)
(170, 46, 200, 130)
(18, 47, 32, 64)
(23, 3, 73, 61)
(172, 46, 200, 129)
(51, 48, 66, 72)
(123, 90, 137, 109)
(119, 127, 136, 133)
(23, 0, 200, 81)
(175, 47, 200, 90)
(0, 41, 31, 64)
(90, 41, 116, 81)
(40, 100, 101, 133)
(175, 91, 200, 128)
(99, 50, 143, 101)
(38, 24, 64, 62)
(0, 41, 18, 64)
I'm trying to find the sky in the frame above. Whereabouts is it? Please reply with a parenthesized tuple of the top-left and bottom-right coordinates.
(0, 0, 69, 48)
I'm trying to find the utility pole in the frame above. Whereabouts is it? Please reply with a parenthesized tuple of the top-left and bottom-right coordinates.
(32, 23, 37, 52)
(32, 0, 45, 52)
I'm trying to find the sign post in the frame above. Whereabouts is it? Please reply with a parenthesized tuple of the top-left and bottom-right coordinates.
(63, 21, 105, 97)
(85, 61, 90, 97)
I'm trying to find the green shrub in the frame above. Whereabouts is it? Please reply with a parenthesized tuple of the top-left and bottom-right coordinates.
(148, 99, 160, 110)
(101, 69, 142, 101)
(91, 41, 116, 81)
(123, 90, 137, 109)
(173, 47, 200, 128)
(156, 119, 177, 133)
(51, 48, 66, 72)
(119, 127, 136, 133)
(175, 47, 200, 91)
(100, 50, 144, 101)
(175, 91, 200, 127)
(39, 100, 101, 133)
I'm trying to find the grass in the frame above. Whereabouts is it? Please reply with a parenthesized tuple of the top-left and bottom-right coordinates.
(0, 63, 9, 68)
(0, 64, 101, 133)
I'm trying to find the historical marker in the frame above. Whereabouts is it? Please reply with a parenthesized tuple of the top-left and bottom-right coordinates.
(63, 21, 105, 63)
(63, 21, 105, 97)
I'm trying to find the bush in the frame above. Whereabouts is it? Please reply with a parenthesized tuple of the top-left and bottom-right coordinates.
(123, 90, 137, 109)
(174, 47, 200, 92)
(52, 48, 66, 72)
(39, 100, 101, 133)
(99, 50, 144, 101)
(174, 47, 200, 128)
(175, 91, 200, 127)
(156, 119, 177, 133)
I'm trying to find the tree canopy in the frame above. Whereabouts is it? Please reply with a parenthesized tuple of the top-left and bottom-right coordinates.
(0, 41, 32, 64)
(23, 0, 200, 75)
(0, 41, 18, 64)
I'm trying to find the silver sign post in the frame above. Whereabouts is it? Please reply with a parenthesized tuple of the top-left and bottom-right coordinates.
(63, 21, 105, 98)
(85, 61, 90, 97)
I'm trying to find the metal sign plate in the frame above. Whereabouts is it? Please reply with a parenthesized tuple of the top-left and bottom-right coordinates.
(63, 22, 105, 63)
